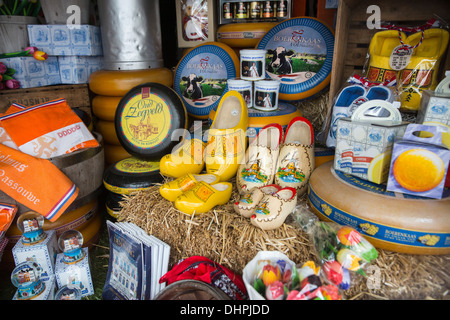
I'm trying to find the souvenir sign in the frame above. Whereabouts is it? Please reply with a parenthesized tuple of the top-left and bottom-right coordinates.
(257, 17, 335, 101)
(174, 42, 240, 119)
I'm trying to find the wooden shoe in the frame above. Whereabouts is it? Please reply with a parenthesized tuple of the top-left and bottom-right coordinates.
(234, 184, 282, 218)
(205, 91, 248, 182)
(159, 173, 220, 202)
(174, 181, 233, 215)
(400, 28, 449, 111)
(236, 123, 283, 194)
(250, 187, 297, 230)
(160, 138, 205, 178)
(275, 117, 315, 196)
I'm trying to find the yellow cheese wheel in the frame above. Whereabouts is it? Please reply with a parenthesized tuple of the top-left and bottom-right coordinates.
(89, 68, 173, 96)
(307, 162, 450, 255)
(103, 143, 132, 165)
(217, 22, 277, 48)
(77, 208, 103, 248)
(95, 120, 121, 146)
(92, 95, 122, 121)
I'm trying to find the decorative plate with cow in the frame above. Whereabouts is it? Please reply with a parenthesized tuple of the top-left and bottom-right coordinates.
(257, 17, 335, 101)
(174, 42, 240, 119)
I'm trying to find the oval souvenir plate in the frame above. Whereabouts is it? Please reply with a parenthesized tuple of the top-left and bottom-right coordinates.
(257, 17, 335, 101)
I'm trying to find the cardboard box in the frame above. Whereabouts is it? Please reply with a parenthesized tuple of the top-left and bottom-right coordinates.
(12, 230, 58, 280)
(28, 24, 103, 56)
(417, 90, 450, 127)
(58, 56, 103, 84)
(387, 124, 450, 199)
(1, 56, 61, 89)
(55, 248, 94, 297)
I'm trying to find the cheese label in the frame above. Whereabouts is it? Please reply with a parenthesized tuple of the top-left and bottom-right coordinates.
(118, 88, 172, 150)
(174, 44, 238, 118)
(257, 18, 334, 100)
(114, 157, 160, 174)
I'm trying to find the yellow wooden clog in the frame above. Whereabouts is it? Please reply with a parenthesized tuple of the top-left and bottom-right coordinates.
(159, 173, 220, 202)
(205, 90, 248, 182)
(174, 181, 233, 215)
(159, 137, 205, 178)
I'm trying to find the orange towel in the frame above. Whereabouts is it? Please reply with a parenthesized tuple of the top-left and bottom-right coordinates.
(0, 103, 27, 149)
(0, 99, 99, 159)
(0, 203, 17, 233)
(0, 144, 79, 222)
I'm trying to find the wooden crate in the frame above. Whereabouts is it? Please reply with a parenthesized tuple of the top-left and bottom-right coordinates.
(329, 0, 450, 104)
(0, 84, 92, 116)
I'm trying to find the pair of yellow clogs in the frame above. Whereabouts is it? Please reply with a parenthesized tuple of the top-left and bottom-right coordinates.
(366, 28, 449, 111)
(159, 173, 232, 215)
(236, 116, 315, 197)
(160, 90, 248, 182)
(234, 184, 297, 230)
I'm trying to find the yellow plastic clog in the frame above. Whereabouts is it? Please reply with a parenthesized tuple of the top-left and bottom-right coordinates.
(205, 90, 248, 181)
(400, 28, 449, 111)
(159, 138, 205, 178)
(159, 173, 220, 202)
(366, 30, 407, 84)
(174, 181, 233, 215)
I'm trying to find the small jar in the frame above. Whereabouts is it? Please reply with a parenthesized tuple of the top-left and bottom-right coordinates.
(277, 0, 288, 17)
(240, 49, 266, 81)
(249, 1, 262, 19)
(235, 1, 248, 19)
(253, 79, 281, 111)
(227, 78, 254, 108)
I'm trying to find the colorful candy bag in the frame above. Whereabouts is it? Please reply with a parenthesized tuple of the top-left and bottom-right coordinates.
(0, 99, 99, 159)
(242, 250, 342, 300)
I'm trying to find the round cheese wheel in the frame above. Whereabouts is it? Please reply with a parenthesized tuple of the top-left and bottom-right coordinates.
(77, 209, 103, 249)
(307, 162, 450, 255)
(314, 147, 335, 168)
(209, 101, 302, 138)
(105, 191, 124, 219)
(103, 156, 163, 195)
(256, 17, 334, 101)
(92, 95, 122, 121)
(96, 120, 121, 146)
(174, 42, 240, 119)
(89, 68, 173, 96)
(103, 143, 132, 165)
(217, 22, 277, 48)
(115, 82, 187, 159)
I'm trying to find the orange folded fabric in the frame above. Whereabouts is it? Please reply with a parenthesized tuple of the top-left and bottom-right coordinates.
(0, 203, 17, 233)
(0, 99, 98, 159)
(0, 144, 79, 222)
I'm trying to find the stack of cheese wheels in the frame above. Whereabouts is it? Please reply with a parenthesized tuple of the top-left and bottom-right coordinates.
(307, 162, 450, 255)
(89, 68, 174, 164)
(2, 200, 102, 270)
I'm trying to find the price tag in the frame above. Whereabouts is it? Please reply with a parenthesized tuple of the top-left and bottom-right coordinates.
(389, 44, 413, 71)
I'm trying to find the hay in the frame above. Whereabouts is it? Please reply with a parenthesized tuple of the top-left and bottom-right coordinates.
(116, 184, 450, 300)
